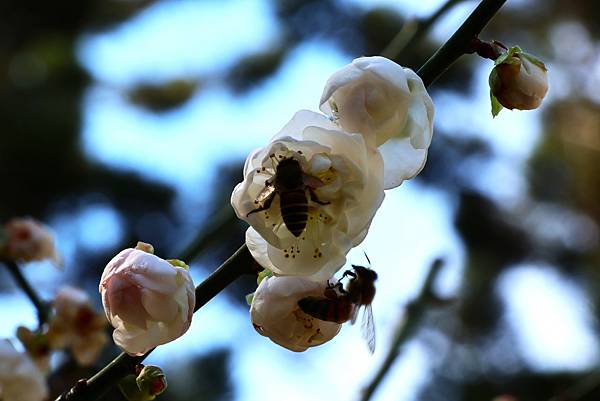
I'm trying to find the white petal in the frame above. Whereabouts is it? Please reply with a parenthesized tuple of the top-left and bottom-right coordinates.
(379, 137, 428, 189)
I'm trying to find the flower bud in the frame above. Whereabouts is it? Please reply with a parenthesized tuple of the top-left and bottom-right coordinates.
(47, 286, 108, 366)
(136, 365, 167, 398)
(1, 217, 60, 265)
(118, 365, 167, 401)
(99, 246, 195, 356)
(250, 275, 341, 352)
(0, 339, 48, 401)
(489, 46, 548, 116)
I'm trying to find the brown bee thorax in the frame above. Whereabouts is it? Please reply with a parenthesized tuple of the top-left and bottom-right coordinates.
(274, 158, 304, 190)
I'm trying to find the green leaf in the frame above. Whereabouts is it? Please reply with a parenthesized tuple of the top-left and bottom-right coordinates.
(490, 91, 503, 118)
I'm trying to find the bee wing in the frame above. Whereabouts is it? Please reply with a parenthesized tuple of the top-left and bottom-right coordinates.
(255, 184, 276, 204)
(362, 305, 376, 354)
(350, 303, 360, 325)
(302, 173, 325, 189)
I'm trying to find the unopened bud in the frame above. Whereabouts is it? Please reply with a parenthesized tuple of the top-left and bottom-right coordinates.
(489, 46, 548, 116)
(118, 365, 167, 401)
(136, 365, 167, 397)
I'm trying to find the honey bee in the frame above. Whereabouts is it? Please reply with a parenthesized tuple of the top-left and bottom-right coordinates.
(297, 264, 378, 353)
(247, 155, 330, 237)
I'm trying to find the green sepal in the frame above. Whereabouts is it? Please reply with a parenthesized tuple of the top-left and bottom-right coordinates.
(256, 268, 273, 285)
(490, 91, 503, 118)
(167, 259, 190, 270)
(245, 292, 254, 306)
(521, 52, 547, 71)
(135, 242, 155, 254)
(494, 46, 523, 66)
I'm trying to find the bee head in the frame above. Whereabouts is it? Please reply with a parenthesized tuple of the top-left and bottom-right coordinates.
(351, 265, 378, 282)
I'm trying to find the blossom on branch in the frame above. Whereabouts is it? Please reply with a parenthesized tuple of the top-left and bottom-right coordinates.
(1, 217, 60, 265)
(250, 275, 341, 352)
(320, 56, 434, 189)
(99, 243, 195, 356)
(46, 286, 108, 366)
(232, 110, 384, 280)
(0, 339, 48, 401)
(489, 46, 548, 116)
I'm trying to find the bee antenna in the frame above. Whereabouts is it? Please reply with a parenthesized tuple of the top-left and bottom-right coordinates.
(363, 251, 371, 267)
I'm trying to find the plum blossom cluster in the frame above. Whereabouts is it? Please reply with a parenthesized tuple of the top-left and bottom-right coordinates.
(231, 56, 434, 351)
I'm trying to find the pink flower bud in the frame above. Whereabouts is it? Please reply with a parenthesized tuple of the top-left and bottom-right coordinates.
(489, 47, 548, 115)
(99, 248, 195, 356)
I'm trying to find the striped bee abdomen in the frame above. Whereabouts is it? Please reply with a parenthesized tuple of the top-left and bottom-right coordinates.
(279, 190, 309, 237)
(298, 296, 354, 324)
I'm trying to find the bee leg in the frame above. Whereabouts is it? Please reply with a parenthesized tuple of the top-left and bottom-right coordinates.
(341, 270, 357, 280)
(246, 193, 275, 217)
(309, 189, 330, 205)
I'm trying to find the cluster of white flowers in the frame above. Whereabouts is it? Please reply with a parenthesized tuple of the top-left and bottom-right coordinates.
(94, 57, 433, 356)
(231, 56, 434, 351)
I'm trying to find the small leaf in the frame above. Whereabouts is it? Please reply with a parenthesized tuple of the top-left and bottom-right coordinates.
(490, 91, 503, 118)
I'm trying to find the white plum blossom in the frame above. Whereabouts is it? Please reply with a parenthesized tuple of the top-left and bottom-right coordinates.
(320, 56, 434, 189)
(47, 286, 108, 366)
(99, 244, 195, 356)
(1, 217, 60, 265)
(0, 339, 48, 401)
(231, 110, 384, 280)
(250, 275, 341, 352)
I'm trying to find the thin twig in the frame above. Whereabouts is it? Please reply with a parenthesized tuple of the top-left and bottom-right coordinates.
(360, 259, 445, 401)
(382, 0, 468, 61)
(417, 0, 507, 87)
(2, 260, 49, 326)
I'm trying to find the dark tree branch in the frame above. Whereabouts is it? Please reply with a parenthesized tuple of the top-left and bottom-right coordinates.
(382, 0, 468, 61)
(2, 260, 49, 326)
(417, 0, 507, 87)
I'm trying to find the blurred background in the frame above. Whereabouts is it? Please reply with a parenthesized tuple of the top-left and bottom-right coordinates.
(1, 0, 600, 400)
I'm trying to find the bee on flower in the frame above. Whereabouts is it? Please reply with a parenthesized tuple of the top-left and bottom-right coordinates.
(232, 110, 385, 280)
